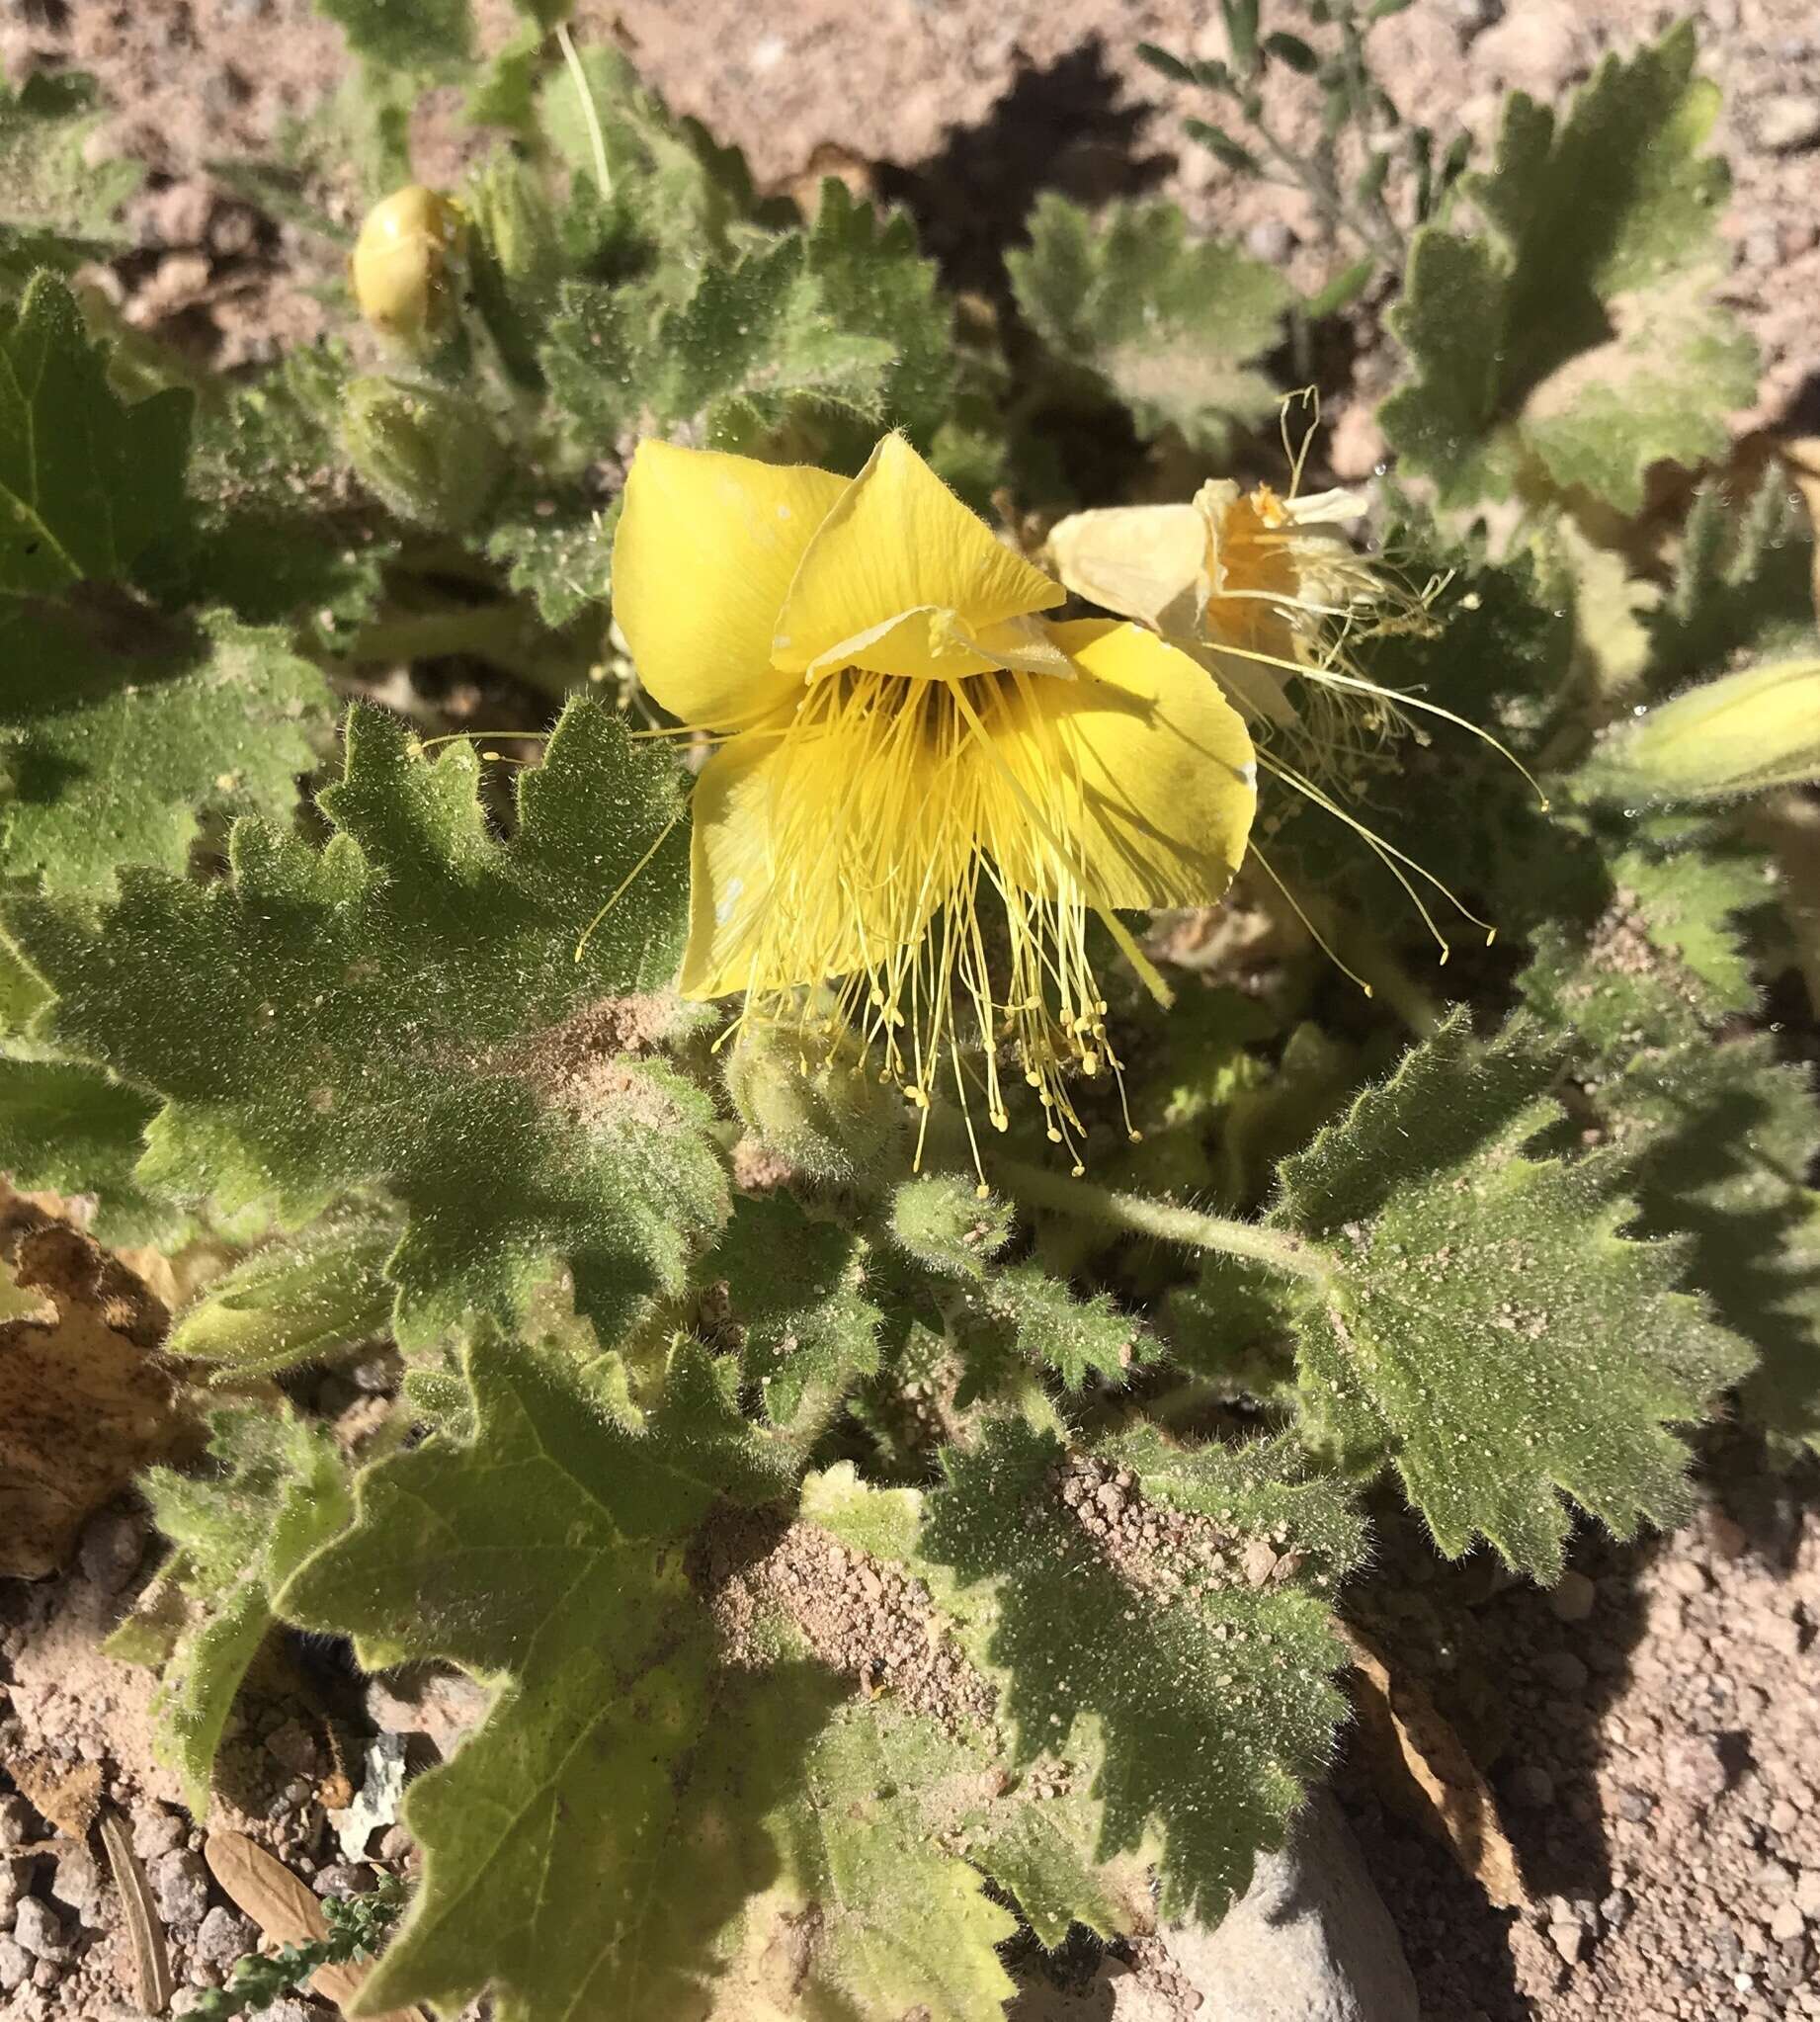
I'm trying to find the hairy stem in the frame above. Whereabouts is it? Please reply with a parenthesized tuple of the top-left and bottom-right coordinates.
(998, 1159, 1333, 1287)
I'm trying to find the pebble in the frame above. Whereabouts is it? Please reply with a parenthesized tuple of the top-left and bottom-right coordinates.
(1796, 1871, 1820, 1917)
(313, 1863, 377, 1898)
(0, 1798, 32, 1850)
(1244, 219, 1294, 266)
(51, 1845, 107, 1926)
(152, 1850, 211, 1929)
(131, 1805, 185, 1862)
(1512, 1766, 1555, 1809)
(0, 1938, 26, 1993)
(77, 1506, 149, 1595)
(11, 1898, 68, 1963)
(1771, 1900, 1808, 1943)
(1534, 1651, 1589, 1693)
(1549, 1919, 1589, 1966)
(1663, 1734, 1728, 1805)
(0, 1861, 26, 1923)
(194, 1905, 258, 1971)
(1755, 94, 1820, 155)
(1549, 1571, 1597, 1623)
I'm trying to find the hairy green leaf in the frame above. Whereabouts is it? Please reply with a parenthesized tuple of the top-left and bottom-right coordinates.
(317, 0, 472, 70)
(951, 1264, 1148, 1390)
(131, 1409, 351, 1816)
(1518, 838, 1764, 1057)
(705, 1190, 881, 1433)
(728, 1699, 1019, 2022)
(0, 602, 334, 898)
(166, 1217, 397, 1377)
(280, 1336, 804, 2021)
(7, 700, 725, 1347)
(0, 273, 190, 595)
(0, 73, 141, 279)
(906, 1420, 1362, 1921)
(1380, 27, 1756, 511)
(484, 491, 617, 628)
(0, 1058, 169, 1242)
(1008, 195, 1289, 453)
(1586, 1038, 1820, 1452)
(1647, 470, 1818, 684)
(546, 235, 897, 457)
(1273, 1013, 1751, 1575)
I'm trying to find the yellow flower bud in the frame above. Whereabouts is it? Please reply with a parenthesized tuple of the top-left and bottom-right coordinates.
(351, 185, 466, 344)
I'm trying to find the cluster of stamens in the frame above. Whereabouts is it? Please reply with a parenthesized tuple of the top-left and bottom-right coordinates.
(710, 664, 1142, 1182)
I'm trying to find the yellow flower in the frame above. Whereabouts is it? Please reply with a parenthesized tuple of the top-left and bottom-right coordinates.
(1047, 475, 1529, 968)
(1048, 479, 1396, 736)
(612, 434, 1257, 1169)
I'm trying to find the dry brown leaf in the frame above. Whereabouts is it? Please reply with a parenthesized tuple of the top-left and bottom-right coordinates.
(204, 1831, 425, 2022)
(99, 1801, 175, 2015)
(0, 1216, 188, 1578)
(775, 138, 875, 218)
(1345, 1627, 1530, 1911)
(6, 1753, 102, 1837)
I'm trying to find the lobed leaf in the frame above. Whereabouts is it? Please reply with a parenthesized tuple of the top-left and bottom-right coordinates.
(1272, 1012, 1752, 1576)
(0, 602, 334, 900)
(1008, 194, 1289, 454)
(1380, 26, 1757, 512)
(1584, 1038, 1820, 1453)
(0, 273, 190, 596)
(0, 1058, 169, 1243)
(0, 74, 141, 280)
(131, 1409, 352, 1816)
(704, 1190, 882, 1433)
(903, 1420, 1363, 1922)
(6, 699, 724, 1348)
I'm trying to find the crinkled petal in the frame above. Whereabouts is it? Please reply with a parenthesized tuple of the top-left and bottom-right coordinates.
(614, 440, 847, 728)
(989, 620, 1256, 910)
(772, 434, 1062, 679)
(1046, 502, 1209, 635)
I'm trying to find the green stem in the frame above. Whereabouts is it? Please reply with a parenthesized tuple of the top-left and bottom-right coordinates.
(997, 1158, 1333, 1288)
(346, 606, 586, 696)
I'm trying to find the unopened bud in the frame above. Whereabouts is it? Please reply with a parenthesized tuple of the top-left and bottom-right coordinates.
(723, 1021, 905, 1188)
(1584, 657, 1820, 804)
(341, 375, 506, 533)
(351, 185, 466, 345)
(888, 1173, 1013, 1279)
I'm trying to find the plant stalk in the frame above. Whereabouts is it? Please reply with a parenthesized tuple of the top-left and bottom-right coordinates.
(998, 1158, 1333, 1287)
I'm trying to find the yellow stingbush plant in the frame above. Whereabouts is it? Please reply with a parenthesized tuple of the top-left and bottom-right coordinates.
(613, 432, 1258, 1173)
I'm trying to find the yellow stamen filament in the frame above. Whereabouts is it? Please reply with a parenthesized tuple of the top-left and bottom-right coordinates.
(704, 666, 1138, 1185)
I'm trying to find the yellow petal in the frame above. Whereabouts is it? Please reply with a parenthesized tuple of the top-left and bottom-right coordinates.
(1046, 502, 1209, 635)
(678, 714, 952, 1000)
(772, 433, 1062, 679)
(988, 620, 1256, 910)
(614, 440, 847, 728)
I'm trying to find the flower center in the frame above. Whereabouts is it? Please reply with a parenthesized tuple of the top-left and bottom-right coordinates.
(721, 662, 1132, 1179)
